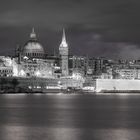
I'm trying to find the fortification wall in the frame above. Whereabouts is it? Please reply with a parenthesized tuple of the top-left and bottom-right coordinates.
(95, 79, 140, 92)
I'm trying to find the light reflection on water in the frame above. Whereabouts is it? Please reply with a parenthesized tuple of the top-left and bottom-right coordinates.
(0, 126, 139, 140)
(0, 94, 140, 140)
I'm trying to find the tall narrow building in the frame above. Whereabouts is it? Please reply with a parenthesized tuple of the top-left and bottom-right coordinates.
(59, 29, 69, 76)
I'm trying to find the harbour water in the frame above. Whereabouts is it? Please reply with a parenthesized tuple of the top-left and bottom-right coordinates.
(0, 94, 140, 140)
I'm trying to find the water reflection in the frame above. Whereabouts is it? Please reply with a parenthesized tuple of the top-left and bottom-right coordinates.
(0, 126, 140, 140)
(0, 94, 140, 140)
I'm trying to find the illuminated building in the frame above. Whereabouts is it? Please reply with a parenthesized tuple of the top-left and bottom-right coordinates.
(59, 29, 69, 76)
(0, 57, 13, 77)
(22, 28, 45, 59)
(0, 66, 13, 77)
(113, 69, 138, 79)
(12, 28, 70, 78)
(13, 28, 55, 78)
(0, 28, 85, 90)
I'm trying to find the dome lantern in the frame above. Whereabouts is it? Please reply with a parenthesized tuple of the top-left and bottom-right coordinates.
(30, 27, 37, 40)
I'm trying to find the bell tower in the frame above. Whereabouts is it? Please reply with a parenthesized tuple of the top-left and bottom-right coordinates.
(59, 29, 69, 76)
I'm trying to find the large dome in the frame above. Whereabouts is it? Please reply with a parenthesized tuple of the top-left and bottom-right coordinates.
(22, 28, 45, 58)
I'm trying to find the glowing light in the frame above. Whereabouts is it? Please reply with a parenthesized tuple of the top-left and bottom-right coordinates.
(35, 70, 41, 77)
(72, 72, 83, 80)
(19, 70, 26, 77)
(13, 67, 18, 76)
(37, 86, 41, 89)
(12, 60, 18, 76)
(3, 57, 12, 66)
(23, 56, 28, 60)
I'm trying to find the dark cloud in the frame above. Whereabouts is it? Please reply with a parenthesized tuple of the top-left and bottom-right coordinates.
(0, 0, 139, 59)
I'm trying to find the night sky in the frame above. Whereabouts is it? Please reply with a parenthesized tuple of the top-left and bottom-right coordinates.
(0, 0, 140, 59)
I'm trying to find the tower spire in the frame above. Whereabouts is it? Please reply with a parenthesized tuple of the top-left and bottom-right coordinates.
(60, 28, 68, 47)
(30, 27, 37, 39)
(62, 28, 66, 42)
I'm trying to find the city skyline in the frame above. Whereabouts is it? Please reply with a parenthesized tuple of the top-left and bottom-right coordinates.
(0, 0, 140, 59)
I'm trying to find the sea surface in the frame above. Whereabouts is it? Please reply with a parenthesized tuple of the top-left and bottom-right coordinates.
(0, 94, 140, 140)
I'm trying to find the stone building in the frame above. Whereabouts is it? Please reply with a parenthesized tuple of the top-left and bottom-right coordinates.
(59, 29, 69, 76)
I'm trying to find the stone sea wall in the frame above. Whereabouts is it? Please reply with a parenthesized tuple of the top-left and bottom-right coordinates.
(95, 79, 140, 92)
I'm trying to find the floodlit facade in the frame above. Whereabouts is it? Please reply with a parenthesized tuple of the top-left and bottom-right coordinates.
(0, 56, 13, 77)
(0, 66, 13, 77)
(17, 58, 54, 78)
(114, 69, 138, 79)
(95, 79, 140, 92)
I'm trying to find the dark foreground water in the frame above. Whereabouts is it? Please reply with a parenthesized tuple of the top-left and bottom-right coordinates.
(0, 94, 140, 140)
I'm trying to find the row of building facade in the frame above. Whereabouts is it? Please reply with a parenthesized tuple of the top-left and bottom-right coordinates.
(1, 29, 140, 82)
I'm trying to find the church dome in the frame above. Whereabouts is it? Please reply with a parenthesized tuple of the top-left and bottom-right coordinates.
(22, 28, 45, 58)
